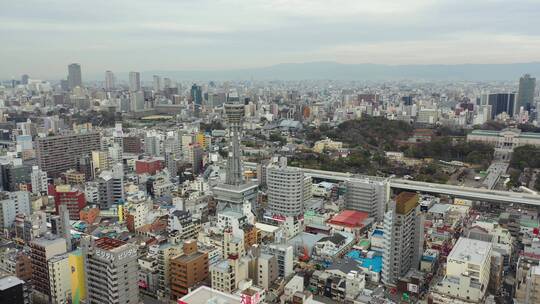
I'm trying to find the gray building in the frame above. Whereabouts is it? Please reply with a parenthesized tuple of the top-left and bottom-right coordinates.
(35, 132, 101, 177)
(382, 192, 424, 286)
(67, 63, 82, 89)
(129, 71, 141, 92)
(345, 179, 388, 221)
(266, 157, 311, 217)
(518, 74, 536, 109)
(82, 236, 139, 304)
(96, 164, 124, 209)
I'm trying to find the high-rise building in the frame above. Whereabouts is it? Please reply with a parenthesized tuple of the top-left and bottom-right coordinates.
(105, 70, 115, 90)
(82, 237, 139, 304)
(518, 74, 536, 109)
(267, 157, 311, 217)
(47, 253, 71, 304)
(30, 236, 67, 301)
(153, 75, 161, 92)
(130, 91, 145, 112)
(35, 132, 101, 177)
(96, 164, 124, 209)
(67, 63, 82, 89)
(21, 74, 29, 85)
(382, 192, 424, 286)
(345, 179, 388, 222)
(170, 240, 209, 299)
(129, 71, 141, 92)
(191, 84, 203, 115)
(487, 93, 516, 119)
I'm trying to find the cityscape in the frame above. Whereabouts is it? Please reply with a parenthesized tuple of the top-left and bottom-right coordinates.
(2, 1, 540, 304)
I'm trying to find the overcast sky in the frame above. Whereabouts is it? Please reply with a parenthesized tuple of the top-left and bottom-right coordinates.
(2, 0, 540, 79)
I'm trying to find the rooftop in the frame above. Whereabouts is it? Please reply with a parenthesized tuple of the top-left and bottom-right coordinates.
(0, 275, 25, 291)
(328, 210, 369, 228)
(179, 285, 241, 304)
(448, 237, 492, 265)
(95, 237, 127, 251)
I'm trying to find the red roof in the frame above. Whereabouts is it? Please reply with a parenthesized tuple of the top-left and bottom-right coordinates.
(328, 210, 369, 228)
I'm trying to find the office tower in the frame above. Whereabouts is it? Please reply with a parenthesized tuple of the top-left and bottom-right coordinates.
(130, 91, 145, 112)
(96, 164, 124, 209)
(518, 74, 536, 109)
(266, 157, 311, 217)
(21, 74, 29, 85)
(67, 63, 82, 89)
(35, 132, 101, 177)
(105, 70, 115, 90)
(52, 185, 86, 220)
(0, 275, 29, 304)
(47, 253, 71, 304)
(431, 238, 492, 303)
(213, 90, 259, 214)
(401, 96, 413, 106)
(382, 192, 424, 286)
(82, 237, 139, 304)
(153, 75, 161, 92)
(170, 240, 209, 299)
(30, 236, 68, 301)
(30, 166, 47, 193)
(0, 191, 31, 228)
(129, 71, 141, 92)
(487, 93, 516, 119)
(191, 84, 203, 115)
(144, 133, 162, 156)
(345, 179, 388, 222)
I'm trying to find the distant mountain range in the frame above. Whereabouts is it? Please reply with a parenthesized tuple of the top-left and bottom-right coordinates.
(140, 61, 540, 81)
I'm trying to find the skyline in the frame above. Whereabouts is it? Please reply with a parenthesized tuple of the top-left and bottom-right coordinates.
(2, 0, 540, 79)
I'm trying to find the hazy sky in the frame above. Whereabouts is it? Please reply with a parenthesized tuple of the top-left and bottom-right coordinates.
(2, 0, 540, 79)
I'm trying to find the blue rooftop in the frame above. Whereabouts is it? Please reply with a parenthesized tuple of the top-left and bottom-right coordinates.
(346, 250, 383, 273)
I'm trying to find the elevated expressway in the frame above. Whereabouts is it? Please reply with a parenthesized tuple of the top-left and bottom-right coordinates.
(243, 162, 540, 206)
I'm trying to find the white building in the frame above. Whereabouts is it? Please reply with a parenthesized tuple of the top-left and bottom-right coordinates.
(345, 178, 388, 222)
(47, 253, 71, 304)
(431, 237, 492, 303)
(263, 243, 293, 278)
(0, 191, 31, 228)
(31, 166, 48, 194)
(266, 157, 312, 217)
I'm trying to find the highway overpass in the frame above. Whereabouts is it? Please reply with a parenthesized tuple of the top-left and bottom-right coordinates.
(243, 162, 540, 206)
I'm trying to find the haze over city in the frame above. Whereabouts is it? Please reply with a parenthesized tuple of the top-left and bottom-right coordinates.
(2, 0, 540, 79)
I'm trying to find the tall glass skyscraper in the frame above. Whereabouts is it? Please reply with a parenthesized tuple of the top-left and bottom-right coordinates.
(517, 74, 536, 109)
(67, 63, 82, 89)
